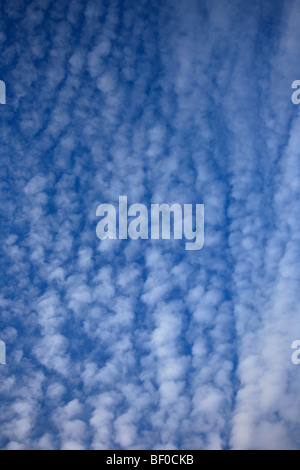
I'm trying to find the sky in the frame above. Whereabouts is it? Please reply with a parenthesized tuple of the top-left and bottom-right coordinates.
(1, 0, 300, 451)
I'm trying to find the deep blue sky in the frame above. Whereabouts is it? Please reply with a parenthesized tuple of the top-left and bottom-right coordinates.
(1, 0, 300, 450)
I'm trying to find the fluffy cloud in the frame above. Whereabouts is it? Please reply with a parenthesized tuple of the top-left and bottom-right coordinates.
(0, 0, 300, 451)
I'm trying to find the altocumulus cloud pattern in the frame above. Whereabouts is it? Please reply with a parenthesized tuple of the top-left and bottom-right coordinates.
(1, 0, 300, 451)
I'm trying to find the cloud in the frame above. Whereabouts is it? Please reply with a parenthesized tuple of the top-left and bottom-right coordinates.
(1, 0, 300, 451)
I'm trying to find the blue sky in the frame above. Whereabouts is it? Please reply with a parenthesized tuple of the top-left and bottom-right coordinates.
(1, 0, 300, 450)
